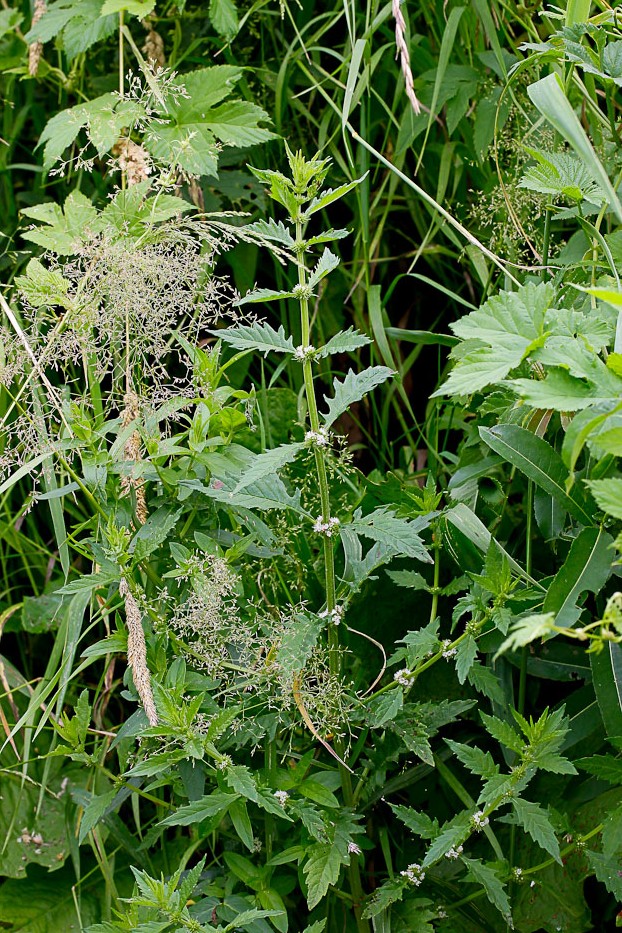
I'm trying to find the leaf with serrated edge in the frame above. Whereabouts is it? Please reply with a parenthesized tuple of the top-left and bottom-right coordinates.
(461, 857, 512, 921)
(233, 443, 304, 493)
(308, 248, 340, 288)
(212, 322, 295, 356)
(512, 798, 561, 862)
(323, 366, 394, 426)
(315, 327, 372, 359)
(303, 843, 344, 910)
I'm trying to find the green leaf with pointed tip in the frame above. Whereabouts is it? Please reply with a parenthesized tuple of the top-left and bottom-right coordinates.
(479, 425, 594, 525)
(213, 321, 295, 356)
(308, 248, 340, 288)
(587, 477, 622, 519)
(542, 527, 614, 629)
(322, 366, 394, 426)
(209, 0, 239, 39)
(422, 811, 471, 867)
(512, 798, 561, 862)
(315, 327, 372, 358)
(304, 176, 366, 217)
(591, 643, 622, 738)
(304, 843, 346, 910)
(233, 443, 304, 493)
(21, 190, 100, 255)
(461, 858, 512, 922)
(350, 508, 432, 563)
(159, 791, 239, 826)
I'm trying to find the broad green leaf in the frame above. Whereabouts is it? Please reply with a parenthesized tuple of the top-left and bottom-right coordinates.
(233, 443, 304, 493)
(527, 73, 622, 223)
(587, 477, 622, 519)
(159, 791, 239, 826)
(276, 611, 322, 684)
(78, 788, 118, 844)
(461, 857, 512, 922)
(213, 322, 295, 356)
(130, 507, 182, 561)
(454, 633, 478, 684)
(0, 776, 69, 877)
(591, 643, 622, 737)
(299, 780, 340, 809)
(303, 842, 345, 910)
(21, 190, 100, 255)
(480, 712, 524, 753)
(0, 865, 99, 932)
(577, 755, 622, 784)
(244, 218, 295, 248)
(367, 688, 404, 728)
(520, 148, 605, 203)
(224, 765, 259, 803)
(100, 0, 155, 14)
(322, 366, 394, 426)
(496, 613, 556, 657)
(479, 425, 594, 525)
(315, 327, 372, 358)
(586, 849, 622, 899)
(229, 798, 254, 850)
(26, 0, 117, 59)
(350, 508, 432, 563)
(433, 282, 555, 397)
(512, 798, 561, 862)
(38, 93, 143, 168)
(16, 258, 71, 308)
(195, 473, 306, 514)
(542, 527, 614, 629)
(145, 67, 274, 177)
(98, 182, 192, 238)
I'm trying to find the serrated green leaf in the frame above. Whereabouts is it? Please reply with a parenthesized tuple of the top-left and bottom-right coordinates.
(209, 0, 239, 39)
(496, 613, 556, 658)
(361, 878, 406, 919)
(224, 765, 259, 803)
(350, 507, 432, 563)
(367, 688, 403, 728)
(229, 798, 254, 851)
(315, 327, 372, 358)
(454, 633, 478, 684)
(577, 755, 622, 784)
(303, 176, 366, 217)
(586, 849, 622, 899)
(587, 477, 622, 519)
(461, 857, 512, 921)
(512, 797, 561, 862)
(445, 739, 498, 778)
(303, 843, 345, 910)
(322, 365, 393, 426)
(21, 190, 100, 255)
(308, 248, 340, 288)
(422, 811, 472, 867)
(433, 282, 555, 397)
(213, 321, 295, 356)
(276, 611, 322, 684)
(235, 287, 296, 306)
(391, 804, 438, 839)
(480, 712, 524, 753)
(159, 791, 239, 826)
(130, 507, 182, 561)
(244, 218, 295, 248)
(100, 0, 155, 14)
(233, 443, 304, 493)
(520, 148, 605, 203)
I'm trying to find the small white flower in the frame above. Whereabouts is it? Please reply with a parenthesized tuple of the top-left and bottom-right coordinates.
(436, 906, 448, 919)
(513, 867, 523, 882)
(305, 427, 330, 447)
(294, 344, 316, 361)
(441, 639, 457, 659)
(472, 810, 489, 830)
(348, 842, 362, 855)
(216, 755, 232, 771)
(394, 668, 414, 688)
(319, 604, 344, 625)
(445, 844, 463, 859)
(273, 790, 289, 807)
(400, 862, 425, 886)
(313, 515, 340, 537)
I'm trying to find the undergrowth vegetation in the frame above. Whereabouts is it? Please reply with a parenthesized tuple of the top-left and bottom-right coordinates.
(1, 1, 622, 931)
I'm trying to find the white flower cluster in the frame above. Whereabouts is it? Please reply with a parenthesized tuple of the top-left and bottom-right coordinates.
(216, 755, 232, 771)
(513, 867, 524, 882)
(441, 639, 457, 659)
(348, 842, 362, 855)
(394, 668, 414, 688)
(313, 515, 340, 536)
(273, 790, 289, 807)
(305, 427, 330, 447)
(319, 604, 344, 626)
(445, 844, 463, 859)
(471, 810, 489, 830)
(294, 344, 316, 361)
(400, 862, 425, 886)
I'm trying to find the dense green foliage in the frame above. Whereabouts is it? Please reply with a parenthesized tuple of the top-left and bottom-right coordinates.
(1, 1, 622, 931)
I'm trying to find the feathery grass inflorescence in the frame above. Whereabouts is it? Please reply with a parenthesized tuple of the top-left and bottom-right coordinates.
(120, 577, 158, 726)
(392, 0, 421, 116)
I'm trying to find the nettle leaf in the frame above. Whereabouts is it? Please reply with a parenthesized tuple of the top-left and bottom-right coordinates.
(303, 176, 366, 218)
(26, 0, 117, 59)
(197, 472, 306, 514)
(512, 798, 561, 862)
(454, 633, 478, 684)
(577, 754, 622, 784)
(587, 477, 622, 519)
(322, 365, 394, 426)
(213, 321, 295, 356)
(586, 850, 622, 899)
(21, 190, 100, 255)
(520, 148, 606, 203)
(233, 443, 304, 493)
(433, 281, 555, 397)
(306, 228, 350, 246)
(303, 845, 344, 911)
(461, 858, 512, 922)
(145, 67, 274, 177)
(391, 804, 438, 839)
(315, 327, 372, 358)
(445, 739, 498, 779)
(422, 811, 472, 867)
(38, 93, 144, 169)
(361, 878, 407, 920)
(308, 248, 340, 288)
(350, 508, 432, 563)
(235, 287, 296, 306)
(159, 791, 239, 826)
(209, 0, 239, 40)
(244, 218, 296, 248)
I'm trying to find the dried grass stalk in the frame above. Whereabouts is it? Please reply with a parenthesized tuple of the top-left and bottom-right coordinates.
(28, 0, 47, 77)
(142, 22, 166, 70)
(112, 139, 152, 187)
(392, 0, 421, 116)
(121, 391, 148, 525)
(120, 578, 158, 726)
